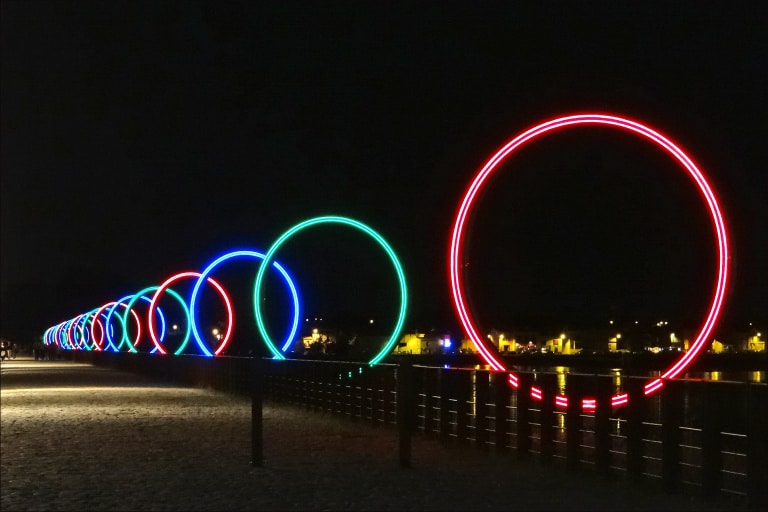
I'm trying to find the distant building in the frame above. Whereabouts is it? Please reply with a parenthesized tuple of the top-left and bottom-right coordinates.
(394, 331, 452, 355)
(710, 339, 734, 354)
(746, 334, 765, 352)
(544, 335, 581, 355)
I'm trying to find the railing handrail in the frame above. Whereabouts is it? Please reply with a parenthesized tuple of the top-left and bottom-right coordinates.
(71, 351, 766, 509)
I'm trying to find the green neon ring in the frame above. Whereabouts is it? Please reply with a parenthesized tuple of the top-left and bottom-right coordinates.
(254, 215, 408, 366)
(121, 286, 191, 354)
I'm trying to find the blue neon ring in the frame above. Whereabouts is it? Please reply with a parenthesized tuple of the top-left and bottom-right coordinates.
(189, 249, 301, 357)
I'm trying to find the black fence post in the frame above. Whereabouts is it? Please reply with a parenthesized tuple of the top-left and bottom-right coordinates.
(625, 377, 647, 483)
(439, 368, 454, 445)
(386, 366, 397, 425)
(455, 370, 472, 445)
(493, 372, 511, 453)
(360, 365, 371, 422)
(368, 367, 380, 425)
(315, 362, 325, 411)
(374, 366, 384, 424)
(475, 370, 490, 451)
(343, 363, 353, 417)
(516, 372, 532, 460)
(250, 356, 264, 467)
(397, 363, 414, 468)
(343, 364, 352, 418)
(318, 362, 327, 410)
(351, 364, 362, 421)
(422, 368, 439, 438)
(297, 360, 306, 404)
(565, 373, 583, 471)
(302, 361, 311, 405)
(537, 373, 557, 465)
(701, 381, 724, 501)
(594, 375, 613, 477)
(746, 382, 768, 510)
(330, 362, 340, 414)
(661, 379, 684, 494)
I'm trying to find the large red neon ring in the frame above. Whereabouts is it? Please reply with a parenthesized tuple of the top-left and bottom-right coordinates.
(449, 113, 729, 406)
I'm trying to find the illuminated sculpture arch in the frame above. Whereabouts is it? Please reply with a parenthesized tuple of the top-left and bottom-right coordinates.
(63, 318, 79, 350)
(78, 309, 103, 351)
(67, 316, 85, 350)
(144, 286, 191, 355)
(449, 113, 729, 406)
(52, 322, 67, 348)
(189, 249, 301, 357)
(94, 300, 129, 352)
(122, 287, 178, 353)
(149, 272, 233, 356)
(105, 296, 143, 352)
(88, 309, 109, 351)
(254, 215, 408, 366)
(71, 313, 90, 350)
(53, 321, 71, 349)
(66, 319, 78, 349)
(48, 323, 59, 347)
(42, 326, 54, 346)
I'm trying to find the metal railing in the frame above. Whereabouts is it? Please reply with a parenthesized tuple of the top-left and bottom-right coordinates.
(74, 351, 766, 509)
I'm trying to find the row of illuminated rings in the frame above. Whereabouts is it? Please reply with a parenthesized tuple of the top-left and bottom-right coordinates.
(42, 113, 729, 412)
(43, 216, 408, 366)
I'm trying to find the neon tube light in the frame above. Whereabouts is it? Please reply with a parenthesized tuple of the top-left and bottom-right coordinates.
(190, 249, 301, 356)
(122, 288, 173, 353)
(147, 286, 192, 355)
(150, 272, 232, 356)
(105, 296, 142, 352)
(254, 215, 408, 366)
(449, 113, 729, 405)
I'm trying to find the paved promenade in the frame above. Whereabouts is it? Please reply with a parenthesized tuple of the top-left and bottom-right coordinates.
(0, 358, 743, 511)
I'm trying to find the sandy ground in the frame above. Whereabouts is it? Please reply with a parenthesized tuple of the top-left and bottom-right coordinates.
(1, 358, 744, 511)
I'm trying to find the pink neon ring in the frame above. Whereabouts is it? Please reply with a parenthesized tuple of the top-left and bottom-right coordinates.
(90, 316, 103, 351)
(53, 323, 67, 349)
(92, 301, 123, 351)
(449, 113, 729, 409)
(117, 304, 142, 352)
(86, 307, 107, 351)
(148, 271, 233, 355)
(66, 316, 83, 350)
(90, 302, 117, 351)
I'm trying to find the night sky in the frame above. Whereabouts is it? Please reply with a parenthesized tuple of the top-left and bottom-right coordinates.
(2, 1, 766, 344)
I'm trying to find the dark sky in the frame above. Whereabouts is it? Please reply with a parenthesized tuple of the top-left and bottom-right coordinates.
(2, 1, 766, 344)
